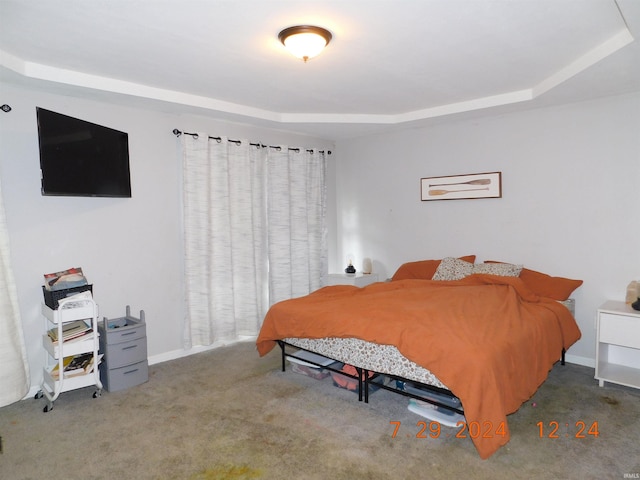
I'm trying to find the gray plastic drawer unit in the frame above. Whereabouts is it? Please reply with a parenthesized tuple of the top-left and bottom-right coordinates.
(98, 306, 148, 392)
(101, 361, 148, 393)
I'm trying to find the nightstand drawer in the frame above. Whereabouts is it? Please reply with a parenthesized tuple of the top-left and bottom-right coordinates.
(599, 313, 640, 348)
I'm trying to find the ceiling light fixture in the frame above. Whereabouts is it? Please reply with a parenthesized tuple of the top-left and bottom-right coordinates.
(278, 25, 332, 63)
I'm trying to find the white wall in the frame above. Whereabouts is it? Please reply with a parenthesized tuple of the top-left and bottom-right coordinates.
(333, 92, 640, 365)
(2, 80, 638, 393)
(0, 82, 334, 393)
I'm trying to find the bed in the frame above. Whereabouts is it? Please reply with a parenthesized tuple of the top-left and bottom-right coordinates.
(256, 257, 583, 459)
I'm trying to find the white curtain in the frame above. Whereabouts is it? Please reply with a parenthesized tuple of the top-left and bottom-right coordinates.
(267, 147, 327, 304)
(182, 135, 267, 348)
(0, 181, 30, 407)
(181, 133, 327, 348)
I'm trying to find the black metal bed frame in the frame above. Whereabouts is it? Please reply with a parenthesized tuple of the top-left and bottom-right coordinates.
(277, 340, 567, 417)
(277, 340, 465, 416)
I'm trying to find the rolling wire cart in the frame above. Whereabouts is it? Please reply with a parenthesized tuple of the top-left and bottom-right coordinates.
(35, 296, 103, 412)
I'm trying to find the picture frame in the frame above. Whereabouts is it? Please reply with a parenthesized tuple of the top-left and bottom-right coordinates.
(420, 172, 502, 201)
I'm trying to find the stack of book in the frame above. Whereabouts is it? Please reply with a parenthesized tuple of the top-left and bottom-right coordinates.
(50, 352, 102, 379)
(48, 320, 92, 344)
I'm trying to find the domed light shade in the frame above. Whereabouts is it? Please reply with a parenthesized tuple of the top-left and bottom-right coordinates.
(278, 25, 332, 62)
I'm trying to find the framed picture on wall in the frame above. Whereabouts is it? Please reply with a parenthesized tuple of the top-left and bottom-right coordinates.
(420, 172, 502, 201)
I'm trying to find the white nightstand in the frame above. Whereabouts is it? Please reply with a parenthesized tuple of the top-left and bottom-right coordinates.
(595, 300, 640, 390)
(327, 273, 379, 287)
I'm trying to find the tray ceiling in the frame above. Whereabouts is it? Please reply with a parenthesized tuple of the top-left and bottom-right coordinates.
(1, 0, 639, 139)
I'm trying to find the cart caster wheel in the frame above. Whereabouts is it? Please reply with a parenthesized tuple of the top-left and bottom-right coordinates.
(93, 390, 101, 398)
(43, 403, 53, 413)
(34, 390, 43, 400)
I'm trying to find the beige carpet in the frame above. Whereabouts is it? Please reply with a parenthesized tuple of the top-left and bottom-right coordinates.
(1, 340, 639, 479)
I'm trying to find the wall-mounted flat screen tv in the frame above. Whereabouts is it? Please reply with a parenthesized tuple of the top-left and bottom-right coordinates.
(37, 107, 132, 197)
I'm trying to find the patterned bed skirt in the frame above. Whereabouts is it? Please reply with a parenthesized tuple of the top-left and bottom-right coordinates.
(283, 336, 449, 390)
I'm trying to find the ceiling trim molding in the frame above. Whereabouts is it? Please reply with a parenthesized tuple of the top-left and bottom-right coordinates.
(532, 28, 634, 98)
(0, 26, 634, 126)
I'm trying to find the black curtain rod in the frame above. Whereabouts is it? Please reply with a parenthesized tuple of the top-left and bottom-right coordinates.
(172, 129, 331, 155)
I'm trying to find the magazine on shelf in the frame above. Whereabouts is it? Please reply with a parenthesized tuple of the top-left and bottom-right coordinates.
(50, 353, 102, 379)
(54, 330, 95, 346)
(65, 352, 93, 372)
(51, 354, 89, 379)
(83, 353, 102, 374)
(51, 356, 74, 378)
(47, 320, 92, 344)
(43, 267, 87, 291)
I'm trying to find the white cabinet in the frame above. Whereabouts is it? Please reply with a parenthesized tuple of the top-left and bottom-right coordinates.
(36, 297, 102, 411)
(327, 273, 379, 287)
(595, 300, 640, 390)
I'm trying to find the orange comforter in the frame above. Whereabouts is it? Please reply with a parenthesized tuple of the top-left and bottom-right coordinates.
(256, 275, 581, 459)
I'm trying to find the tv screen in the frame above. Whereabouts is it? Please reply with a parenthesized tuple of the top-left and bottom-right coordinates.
(37, 107, 132, 197)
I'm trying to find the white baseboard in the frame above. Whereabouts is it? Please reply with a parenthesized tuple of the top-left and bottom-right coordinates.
(25, 336, 258, 400)
(147, 336, 257, 366)
(565, 353, 595, 369)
